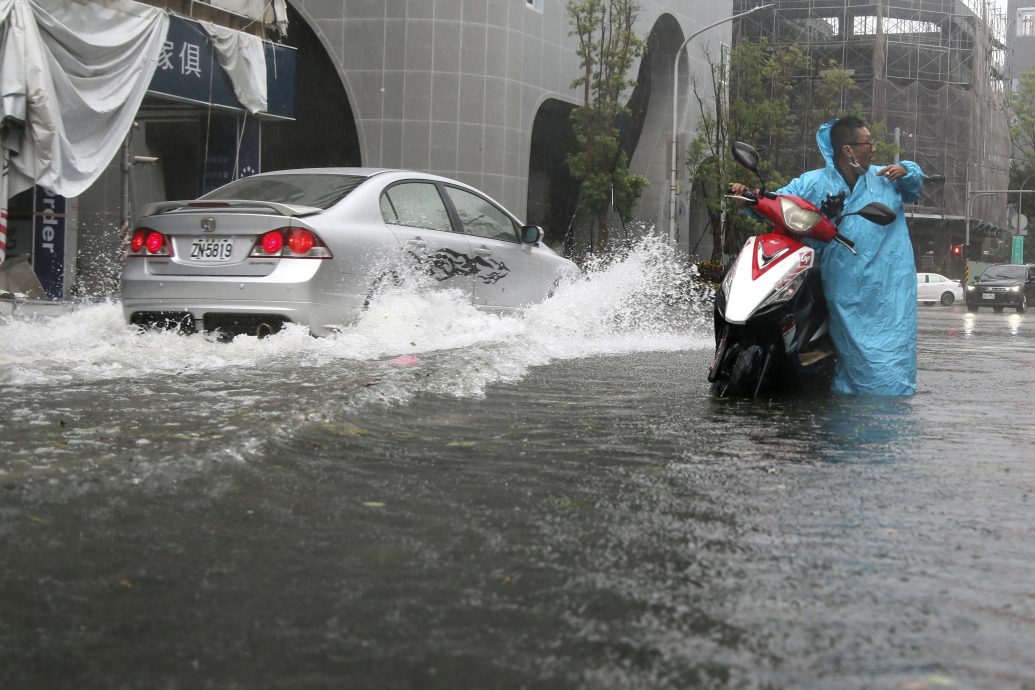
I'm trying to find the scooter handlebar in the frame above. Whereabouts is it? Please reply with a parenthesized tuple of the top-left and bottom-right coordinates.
(832, 233, 857, 255)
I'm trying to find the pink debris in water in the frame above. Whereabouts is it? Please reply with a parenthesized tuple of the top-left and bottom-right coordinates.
(386, 354, 420, 366)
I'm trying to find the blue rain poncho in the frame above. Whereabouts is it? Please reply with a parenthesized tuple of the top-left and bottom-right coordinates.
(777, 120, 924, 396)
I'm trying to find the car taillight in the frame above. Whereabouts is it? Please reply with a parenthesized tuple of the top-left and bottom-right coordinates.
(146, 231, 165, 253)
(250, 228, 332, 259)
(127, 227, 171, 257)
(288, 229, 315, 254)
(130, 228, 147, 252)
(261, 230, 284, 254)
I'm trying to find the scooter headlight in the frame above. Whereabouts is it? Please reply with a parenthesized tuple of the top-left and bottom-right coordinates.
(779, 197, 823, 234)
(760, 269, 807, 309)
(721, 260, 738, 299)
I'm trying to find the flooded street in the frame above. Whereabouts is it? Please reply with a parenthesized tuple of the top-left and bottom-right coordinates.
(2, 246, 1034, 690)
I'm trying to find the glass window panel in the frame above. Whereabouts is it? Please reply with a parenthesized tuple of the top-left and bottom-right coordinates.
(380, 182, 454, 234)
(445, 187, 518, 243)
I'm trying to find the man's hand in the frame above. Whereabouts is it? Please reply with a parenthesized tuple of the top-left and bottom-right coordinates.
(876, 164, 907, 180)
(727, 182, 753, 208)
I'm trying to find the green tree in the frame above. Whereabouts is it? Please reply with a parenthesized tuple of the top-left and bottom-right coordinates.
(1009, 63, 1035, 260)
(1011, 65, 1035, 180)
(566, 0, 649, 251)
(686, 40, 862, 260)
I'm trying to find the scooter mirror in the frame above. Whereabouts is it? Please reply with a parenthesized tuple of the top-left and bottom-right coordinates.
(853, 202, 896, 226)
(731, 142, 760, 173)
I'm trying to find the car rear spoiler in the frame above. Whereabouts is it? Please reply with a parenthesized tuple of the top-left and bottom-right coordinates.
(139, 199, 323, 218)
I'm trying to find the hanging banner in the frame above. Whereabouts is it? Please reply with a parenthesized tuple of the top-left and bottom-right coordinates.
(148, 16, 295, 119)
(33, 187, 65, 298)
(201, 114, 261, 194)
(201, 115, 237, 194)
(1012, 235, 1024, 264)
(238, 117, 261, 178)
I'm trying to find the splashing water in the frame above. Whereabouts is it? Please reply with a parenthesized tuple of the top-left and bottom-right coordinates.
(0, 238, 716, 402)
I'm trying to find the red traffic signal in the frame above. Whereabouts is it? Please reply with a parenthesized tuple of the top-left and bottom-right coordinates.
(951, 244, 962, 257)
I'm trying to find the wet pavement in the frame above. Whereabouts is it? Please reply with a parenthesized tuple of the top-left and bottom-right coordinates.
(2, 255, 1034, 689)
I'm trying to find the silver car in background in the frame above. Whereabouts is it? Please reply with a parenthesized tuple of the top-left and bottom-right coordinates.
(121, 169, 579, 337)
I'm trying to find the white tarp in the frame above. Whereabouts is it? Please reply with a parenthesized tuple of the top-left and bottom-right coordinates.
(0, 0, 168, 198)
(202, 20, 267, 114)
(209, 0, 288, 37)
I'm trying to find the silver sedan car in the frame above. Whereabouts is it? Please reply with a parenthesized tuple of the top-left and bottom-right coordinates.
(121, 169, 580, 337)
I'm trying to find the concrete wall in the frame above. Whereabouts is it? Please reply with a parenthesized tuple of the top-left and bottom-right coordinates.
(288, 0, 735, 245)
(1011, 0, 1035, 82)
(65, 0, 735, 299)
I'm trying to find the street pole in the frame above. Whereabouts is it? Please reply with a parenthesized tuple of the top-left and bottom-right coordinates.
(964, 174, 970, 287)
(121, 127, 133, 251)
(668, 4, 773, 249)
(1, 131, 8, 267)
(965, 186, 1035, 282)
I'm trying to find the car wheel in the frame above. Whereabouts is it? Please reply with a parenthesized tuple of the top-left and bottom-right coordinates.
(1018, 295, 1027, 313)
(940, 292, 955, 306)
(993, 306, 1005, 313)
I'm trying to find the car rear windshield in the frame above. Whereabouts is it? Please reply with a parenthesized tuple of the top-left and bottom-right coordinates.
(980, 265, 1027, 280)
(202, 174, 368, 209)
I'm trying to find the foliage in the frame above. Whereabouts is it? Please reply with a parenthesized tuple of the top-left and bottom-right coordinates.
(1007, 65, 1035, 263)
(694, 259, 726, 284)
(685, 40, 863, 260)
(1011, 65, 1035, 179)
(565, 0, 649, 250)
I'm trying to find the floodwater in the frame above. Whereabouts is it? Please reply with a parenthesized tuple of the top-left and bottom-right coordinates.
(2, 242, 1034, 690)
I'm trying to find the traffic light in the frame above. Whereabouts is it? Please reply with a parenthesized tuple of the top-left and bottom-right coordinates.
(962, 243, 971, 260)
(951, 244, 963, 268)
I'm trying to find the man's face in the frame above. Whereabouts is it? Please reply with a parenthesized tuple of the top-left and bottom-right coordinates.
(844, 127, 876, 167)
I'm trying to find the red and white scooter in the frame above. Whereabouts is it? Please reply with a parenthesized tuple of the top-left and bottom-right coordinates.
(708, 142, 895, 398)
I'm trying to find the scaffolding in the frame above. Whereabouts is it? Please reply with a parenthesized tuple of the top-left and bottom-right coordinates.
(732, 0, 1010, 233)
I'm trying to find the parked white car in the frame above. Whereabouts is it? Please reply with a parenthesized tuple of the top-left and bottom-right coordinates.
(916, 272, 963, 306)
(121, 169, 580, 337)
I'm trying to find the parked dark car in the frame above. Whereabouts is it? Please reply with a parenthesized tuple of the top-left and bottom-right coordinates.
(965, 263, 1035, 313)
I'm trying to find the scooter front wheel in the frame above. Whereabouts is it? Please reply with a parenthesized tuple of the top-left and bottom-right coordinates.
(711, 343, 765, 398)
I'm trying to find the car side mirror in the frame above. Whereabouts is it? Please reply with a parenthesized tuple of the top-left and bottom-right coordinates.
(520, 224, 544, 245)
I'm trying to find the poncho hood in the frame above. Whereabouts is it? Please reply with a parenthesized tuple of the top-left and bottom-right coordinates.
(817, 119, 837, 169)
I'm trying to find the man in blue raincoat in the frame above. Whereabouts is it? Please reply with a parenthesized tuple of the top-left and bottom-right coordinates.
(732, 116, 925, 396)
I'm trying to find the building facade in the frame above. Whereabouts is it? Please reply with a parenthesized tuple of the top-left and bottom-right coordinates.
(1010, 0, 1035, 263)
(733, 0, 1011, 273)
(2, 0, 742, 300)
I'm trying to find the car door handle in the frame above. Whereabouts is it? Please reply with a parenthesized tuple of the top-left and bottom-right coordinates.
(405, 240, 427, 250)
(474, 246, 492, 256)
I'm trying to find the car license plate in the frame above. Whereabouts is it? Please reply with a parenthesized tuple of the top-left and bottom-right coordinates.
(190, 237, 234, 262)
(982, 293, 995, 300)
